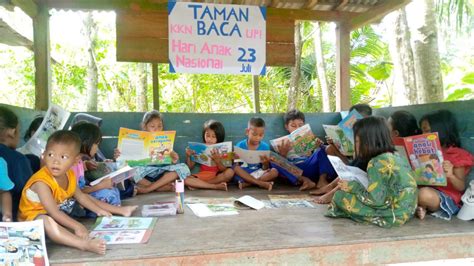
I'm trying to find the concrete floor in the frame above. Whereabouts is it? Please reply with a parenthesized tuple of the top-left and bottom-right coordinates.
(49, 186, 474, 265)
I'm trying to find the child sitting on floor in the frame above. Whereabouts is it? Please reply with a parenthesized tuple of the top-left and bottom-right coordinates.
(234, 117, 278, 190)
(0, 158, 14, 221)
(19, 131, 112, 254)
(387, 110, 421, 138)
(185, 120, 233, 191)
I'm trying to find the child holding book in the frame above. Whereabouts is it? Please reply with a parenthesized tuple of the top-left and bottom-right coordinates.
(416, 110, 474, 220)
(115, 110, 190, 194)
(71, 122, 137, 217)
(234, 117, 278, 190)
(0, 106, 34, 220)
(317, 116, 417, 228)
(19, 131, 111, 254)
(185, 120, 233, 190)
(0, 158, 14, 221)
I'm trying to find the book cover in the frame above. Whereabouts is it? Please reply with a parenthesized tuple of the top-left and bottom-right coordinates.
(323, 124, 354, 156)
(337, 109, 363, 146)
(89, 165, 137, 186)
(234, 195, 265, 210)
(117, 128, 176, 166)
(269, 151, 303, 181)
(234, 147, 270, 164)
(85, 162, 118, 183)
(89, 216, 157, 244)
(327, 155, 369, 189)
(267, 194, 315, 208)
(188, 141, 234, 167)
(187, 203, 239, 217)
(270, 124, 318, 160)
(0, 220, 49, 266)
(142, 201, 177, 217)
(397, 133, 446, 186)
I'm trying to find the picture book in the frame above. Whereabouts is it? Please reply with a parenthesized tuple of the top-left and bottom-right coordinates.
(234, 147, 270, 164)
(142, 201, 177, 217)
(187, 203, 239, 217)
(393, 133, 446, 186)
(85, 162, 119, 182)
(270, 124, 319, 160)
(185, 197, 236, 205)
(89, 216, 157, 244)
(322, 125, 354, 156)
(117, 128, 176, 166)
(18, 104, 70, 157)
(337, 109, 363, 147)
(188, 141, 234, 167)
(234, 195, 265, 210)
(269, 151, 303, 181)
(0, 220, 48, 266)
(89, 165, 136, 186)
(327, 155, 369, 189)
(267, 194, 316, 208)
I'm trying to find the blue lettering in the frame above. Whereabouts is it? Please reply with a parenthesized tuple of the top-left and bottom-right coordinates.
(188, 4, 203, 19)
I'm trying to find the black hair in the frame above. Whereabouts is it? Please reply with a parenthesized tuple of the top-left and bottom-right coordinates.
(46, 130, 81, 154)
(202, 120, 225, 143)
(142, 110, 163, 127)
(350, 103, 372, 117)
(389, 110, 421, 137)
(248, 117, 265, 128)
(419, 110, 460, 148)
(0, 106, 19, 135)
(284, 109, 305, 125)
(353, 116, 395, 163)
(24, 116, 44, 142)
(70, 122, 102, 156)
(425, 164, 434, 172)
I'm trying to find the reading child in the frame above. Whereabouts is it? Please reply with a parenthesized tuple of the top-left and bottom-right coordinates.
(0, 106, 34, 220)
(234, 117, 278, 190)
(416, 110, 474, 220)
(317, 117, 417, 228)
(0, 158, 14, 221)
(115, 110, 190, 194)
(185, 120, 233, 191)
(388, 110, 421, 138)
(71, 122, 137, 216)
(19, 131, 110, 254)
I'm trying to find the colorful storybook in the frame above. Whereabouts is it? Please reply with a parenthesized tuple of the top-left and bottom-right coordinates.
(18, 104, 70, 157)
(89, 216, 157, 244)
(270, 124, 318, 160)
(327, 155, 369, 189)
(188, 141, 234, 167)
(89, 165, 136, 186)
(267, 194, 315, 208)
(393, 133, 446, 186)
(322, 109, 363, 156)
(187, 203, 239, 217)
(117, 128, 176, 166)
(0, 220, 49, 266)
(269, 151, 303, 181)
(234, 147, 270, 164)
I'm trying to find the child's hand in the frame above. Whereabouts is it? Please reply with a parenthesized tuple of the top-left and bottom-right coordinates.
(277, 139, 292, 157)
(171, 151, 179, 164)
(315, 137, 324, 147)
(338, 179, 350, 192)
(74, 224, 90, 240)
(260, 155, 271, 169)
(443, 160, 455, 178)
(113, 148, 121, 160)
(2, 214, 12, 222)
(85, 160, 98, 171)
(98, 178, 114, 189)
(96, 209, 112, 217)
(210, 148, 221, 161)
(185, 148, 195, 158)
(325, 136, 334, 145)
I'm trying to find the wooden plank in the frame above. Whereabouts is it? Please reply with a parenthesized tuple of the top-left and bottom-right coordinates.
(252, 75, 260, 113)
(33, 4, 50, 111)
(333, 0, 349, 11)
(11, 0, 38, 17)
(152, 63, 159, 111)
(348, 0, 411, 30)
(335, 22, 350, 111)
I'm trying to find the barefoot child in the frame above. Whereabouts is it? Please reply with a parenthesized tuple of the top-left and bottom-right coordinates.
(318, 117, 417, 228)
(416, 110, 474, 220)
(71, 122, 137, 217)
(0, 158, 14, 221)
(185, 120, 233, 191)
(19, 131, 110, 254)
(234, 117, 278, 190)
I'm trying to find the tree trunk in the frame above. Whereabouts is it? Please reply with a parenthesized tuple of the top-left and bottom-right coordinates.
(136, 63, 148, 112)
(407, 0, 444, 103)
(83, 13, 98, 112)
(386, 8, 418, 105)
(312, 22, 331, 112)
(287, 22, 302, 111)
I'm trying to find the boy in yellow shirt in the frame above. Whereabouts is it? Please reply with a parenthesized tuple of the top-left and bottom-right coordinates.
(19, 130, 110, 254)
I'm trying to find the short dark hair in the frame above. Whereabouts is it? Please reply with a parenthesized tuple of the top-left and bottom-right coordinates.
(353, 116, 395, 162)
(350, 103, 372, 117)
(248, 117, 265, 128)
(419, 110, 460, 148)
(0, 106, 19, 135)
(142, 110, 163, 127)
(24, 116, 44, 142)
(425, 164, 434, 171)
(71, 122, 102, 156)
(389, 110, 421, 137)
(202, 120, 225, 143)
(284, 109, 305, 125)
(46, 130, 81, 154)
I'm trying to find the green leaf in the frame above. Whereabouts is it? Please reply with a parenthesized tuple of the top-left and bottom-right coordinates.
(461, 72, 474, 84)
(445, 88, 474, 101)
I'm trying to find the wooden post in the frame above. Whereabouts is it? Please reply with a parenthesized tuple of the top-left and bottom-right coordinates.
(33, 4, 51, 111)
(252, 75, 260, 113)
(335, 22, 351, 111)
(152, 63, 159, 111)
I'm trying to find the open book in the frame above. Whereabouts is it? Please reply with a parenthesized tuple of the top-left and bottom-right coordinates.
(187, 203, 239, 217)
(89, 216, 157, 244)
(118, 128, 176, 166)
(327, 155, 369, 189)
(89, 165, 136, 186)
(234, 146, 270, 164)
(393, 133, 446, 186)
(269, 151, 303, 181)
(17, 104, 70, 157)
(270, 124, 318, 160)
(234, 195, 265, 210)
(188, 141, 234, 167)
(322, 109, 363, 156)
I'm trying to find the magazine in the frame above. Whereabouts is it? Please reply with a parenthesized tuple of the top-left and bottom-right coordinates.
(234, 147, 270, 164)
(234, 195, 265, 210)
(142, 202, 177, 217)
(188, 141, 234, 167)
(393, 133, 446, 186)
(117, 128, 176, 166)
(267, 194, 316, 208)
(89, 165, 136, 186)
(327, 155, 369, 189)
(0, 220, 49, 266)
(322, 125, 354, 156)
(187, 203, 239, 217)
(269, 151, 303, 181)
(89, 216, 157, 244)
(270, 124, 318, 160)
(17, 104, 70, 157)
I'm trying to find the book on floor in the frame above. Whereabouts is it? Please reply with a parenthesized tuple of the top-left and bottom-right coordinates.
(89, 216, 157, 244)
(187, 203, 239, 217)
(267, 194, 316, 208)
(142, 201, 177, 217)
(188, 141, 234, 167)
(327, 155, 369, 189)
(234, 195, 265, 210)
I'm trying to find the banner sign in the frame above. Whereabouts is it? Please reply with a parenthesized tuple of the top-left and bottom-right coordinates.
(168, 2, 266, 75)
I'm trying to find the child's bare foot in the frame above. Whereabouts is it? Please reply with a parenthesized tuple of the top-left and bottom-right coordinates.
(309, 180, 338, 195)
(187, 185, 197, 191)
(136, 185, 150, 194)
(258, 181, 273, 191)
(133, 186, 138, 197)
(83, 238, 107, 255)
(155, 183, 174, 192)
(215, 182, 228, 191)
(299, 179, 316, 191)
(415, 206, 427, 220)
(238, 181, 251, 190)
(118, 205, 138, 217)
(314, 191, 335, 204)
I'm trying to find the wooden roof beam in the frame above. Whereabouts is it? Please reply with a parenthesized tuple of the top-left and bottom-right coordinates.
(333, 0, 348, 11)
(347, 0, 411, 30)
(11, 0, 38, 17)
